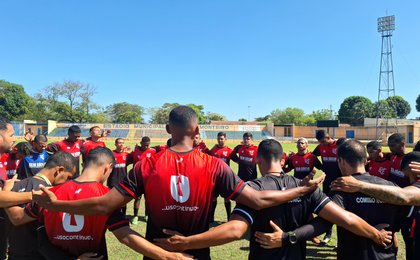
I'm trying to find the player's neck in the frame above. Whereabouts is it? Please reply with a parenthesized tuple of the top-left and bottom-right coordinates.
(77, 168, 101, 182)
(170, 137, 194, 152)
(90, 136, 100, 142)
(297, 150, 307, 155)
(35, 170, 54, 186)
(262, 162, 283, 176)
(348, 165, 367, 175)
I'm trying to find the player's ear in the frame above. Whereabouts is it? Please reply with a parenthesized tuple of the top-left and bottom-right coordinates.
(166, 124, 171, 134)
(54, 166, 65, 177)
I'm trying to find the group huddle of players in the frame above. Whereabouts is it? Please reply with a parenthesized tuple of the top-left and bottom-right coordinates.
(0, 105, 420, 260)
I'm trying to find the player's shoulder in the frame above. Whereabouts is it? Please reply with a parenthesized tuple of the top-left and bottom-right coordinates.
(356, 173, 398, 187)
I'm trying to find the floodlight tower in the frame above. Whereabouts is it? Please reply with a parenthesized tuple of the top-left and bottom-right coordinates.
(375, 15, 398, 140)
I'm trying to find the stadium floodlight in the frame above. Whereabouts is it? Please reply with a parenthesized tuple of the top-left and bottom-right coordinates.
(377, 15, 395, 35)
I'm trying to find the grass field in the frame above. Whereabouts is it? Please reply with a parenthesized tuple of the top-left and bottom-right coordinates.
(100, 139, 406, 259)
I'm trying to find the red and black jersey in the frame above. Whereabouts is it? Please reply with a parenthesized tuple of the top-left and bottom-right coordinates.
(286, 152, 323, 179)
(388, 154, 410, 187)
(130, 147, 156, 166)
(154, 145, 168, 153)
(50, 139, 83, 176)
(115, 149, 245, 260)
(366, 158, 392, 180)
(25, 180, 128, 259)
(231, 145, 259, 181)
(194, 142, 210, 154)
(107, 151, 132, 188)
(2, 153, 21, 179)
(81, 140, 106, 162)
(210, 145, 232, 166)
(0, 154, 9, 181)
(313, 141, 341, 194)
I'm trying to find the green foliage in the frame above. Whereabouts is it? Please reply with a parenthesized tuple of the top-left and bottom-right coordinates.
(0, 80, 32, 120)
(238, 118, 247, 122)
(106, 102, 144, 123)
(206, 112, 226, 122)
(149, 103, 180, 124)
(386, 96, 411, 119)
(311, 109, 332, 121)
(186, 104, 206, 124)
(416, 94, 420, 113)
(270, 107, 313, 125)
(255, 115, 270, 122)
(372, 100, 396, 118)
(338, 96, 373, 126)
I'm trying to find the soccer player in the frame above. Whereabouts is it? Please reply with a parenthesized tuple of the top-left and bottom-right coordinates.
(80, 126, 108, 162)
(365, 140, 392, 180)
(230, 132, 259, 181)
(154, 139, 392, 259)
(34, 106, 325, 260)
(312, 130, 340, 243)
(130, 136, 156, 224)
(154, 138, 172, 153)
(5, 151, 76, 260)
(1, 142, 31, 180)
(193, 133, 210, 154)
(47, 125, 83, 177)
(6, 147, 191, 260)
(388, 133, 410, 187)
(331, 152, 420, 259)
(284, 137, 323, 180)
(209, 132, 233, 222)
(18, 134, 49, 179)
(262, 140, 408, 260)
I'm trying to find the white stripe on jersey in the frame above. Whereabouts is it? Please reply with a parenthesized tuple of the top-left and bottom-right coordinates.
(313, 197, 330, 213)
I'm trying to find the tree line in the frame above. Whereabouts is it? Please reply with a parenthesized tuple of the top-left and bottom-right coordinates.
(1, 79, 418, 126)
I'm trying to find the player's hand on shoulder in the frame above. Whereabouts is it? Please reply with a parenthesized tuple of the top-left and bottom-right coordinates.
(330, 176, 361, 193)
(301, 173, 325, 191)
(77, 252, 103, 260)
(3, 174, 19, 191)
(32, 184, 57, 209)
(254, 220, 284, 249)
(409, 161, 420, 175)
(154, 229, 188, 252)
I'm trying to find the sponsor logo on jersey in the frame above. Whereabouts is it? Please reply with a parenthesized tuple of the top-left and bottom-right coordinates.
(114, 163, 126, 168)
(75, 188, 82, 194)
(29, 162, 46, 168)
(390, 168, 405, 178)
(240, 156, 253, 162)
(355, 197, 383, 204)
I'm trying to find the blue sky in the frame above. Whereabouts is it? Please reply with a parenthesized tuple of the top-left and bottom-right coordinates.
(1, 1, 419, 121)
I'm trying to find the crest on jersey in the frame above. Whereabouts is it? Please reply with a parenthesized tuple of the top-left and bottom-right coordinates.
(170, 175, 190, 203)
(123, 156, 126, 160)
(332, 148, 337, 155)
(305, 159, 310, 165)
(249, 151, 254, 156)
(67, 146, 71, 150)
(76, 143, 80, 149)
(146, 153, 151, 158)
(378, 167, 386, 175)
(222, 151, 228, 157)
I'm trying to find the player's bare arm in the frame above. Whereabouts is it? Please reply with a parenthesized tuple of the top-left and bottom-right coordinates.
(235, 173, 325, 210)
(331, 175, 420, 206)
(113, 226, 193, 260)
(34, 185, 132, 215)
(4, 205, 36, 226)
(154, 214, 249, 252)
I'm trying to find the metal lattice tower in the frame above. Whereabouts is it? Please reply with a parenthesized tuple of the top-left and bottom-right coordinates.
(375, 15, 398, 140)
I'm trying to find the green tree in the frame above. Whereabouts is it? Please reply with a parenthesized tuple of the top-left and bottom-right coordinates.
(255, 115, 270, 122)
(238, 118, 247, 122)
(205, 112, 226, 122)
(372, 100, 396, 118)
(149, 103, 180, 124)
(270, 107, 311, 125)
(311, 109, 332, 121)
(186, 104, 206, 124)
(338, 96, 373, 126)
(386, 96, 411, 119)
(106, 102, 144, 123)
(0, 80, 32, 120)
(416, 94, 420, 113)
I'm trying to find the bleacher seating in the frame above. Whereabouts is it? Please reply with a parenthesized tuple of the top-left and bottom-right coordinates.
(47, 127, 271, 140)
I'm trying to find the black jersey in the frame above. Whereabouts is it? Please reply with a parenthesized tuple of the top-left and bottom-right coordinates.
(332, 173, 409, 260)
(233, 174, 330, 260)
(9, 177, 50, 260)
